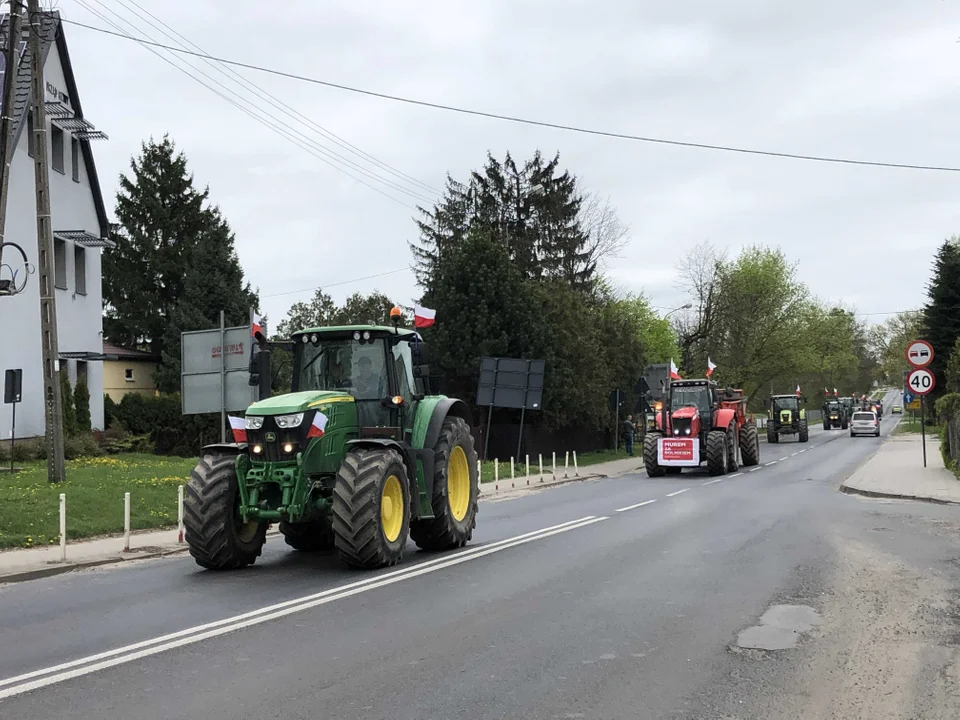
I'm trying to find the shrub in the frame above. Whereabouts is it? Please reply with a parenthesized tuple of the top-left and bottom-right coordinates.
(60, 373, 77, 437)
(74, 377, 92, 432)
(64, 434, 101, 460)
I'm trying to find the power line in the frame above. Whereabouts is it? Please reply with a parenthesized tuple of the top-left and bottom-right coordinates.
(69, 2, 433, 207)
(112, 0, 442, 197)
(261, 267, 411, 300)
(60, 16, 960, 174)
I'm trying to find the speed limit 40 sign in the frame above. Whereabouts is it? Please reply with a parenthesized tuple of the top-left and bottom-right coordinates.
(906, 367, 936, 396)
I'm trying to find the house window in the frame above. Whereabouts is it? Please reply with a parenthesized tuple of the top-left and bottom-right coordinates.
(125, 368, 134, 382)
(54, 238, 67, 289)
(71, 137, 80, 182)
(27, 111, 34, 157)
(51, 125, 64, 174)
(74, 245, 86, 295)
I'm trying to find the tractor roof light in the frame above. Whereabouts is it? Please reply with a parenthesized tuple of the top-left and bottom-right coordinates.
(390, 306, 402, 319)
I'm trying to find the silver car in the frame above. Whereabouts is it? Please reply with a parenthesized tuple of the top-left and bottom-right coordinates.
(850, 410, 880, 437)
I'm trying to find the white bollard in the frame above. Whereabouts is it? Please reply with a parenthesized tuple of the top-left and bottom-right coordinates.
(510, 458, 515, 480)
(494, 460, 499, 486)
(573, 451, 579, 477)
(123, 492, 131, 552)
(565, 451, 569, 478)
(59, 493, 66, 562)
(552, 451, 557, 476)
(525, 454, 530, 477)
(477, 458, 482, 485)
(178, 485, 185, 543)
(539, 453, 544, 482)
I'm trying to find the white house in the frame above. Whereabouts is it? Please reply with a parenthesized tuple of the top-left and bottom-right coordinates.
(0, 11, 111, 439)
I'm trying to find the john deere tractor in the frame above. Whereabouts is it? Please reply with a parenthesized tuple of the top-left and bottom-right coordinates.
(183, 316, 479, 571)
(766, 394, 809, 443)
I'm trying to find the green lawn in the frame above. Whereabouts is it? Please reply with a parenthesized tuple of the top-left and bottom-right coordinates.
(0, 454, 195, 550)
(892, 414, 929, 435)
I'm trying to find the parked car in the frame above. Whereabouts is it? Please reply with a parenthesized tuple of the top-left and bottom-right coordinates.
(850, 410, 880, 438)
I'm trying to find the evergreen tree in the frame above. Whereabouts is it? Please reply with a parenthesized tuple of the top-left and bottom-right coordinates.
(74, 377, 91, 433)
(60, 373, 77, 437)
(923, 236, 960, 400)
(103, 135, 258, 392)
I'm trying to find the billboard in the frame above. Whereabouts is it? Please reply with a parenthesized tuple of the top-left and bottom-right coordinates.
(181, 324, 257, 415)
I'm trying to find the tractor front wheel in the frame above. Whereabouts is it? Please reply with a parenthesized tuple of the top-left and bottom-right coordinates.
(767, 426, 779, 444)
(332, 448, 411, 569)
(798, 419, 809, 443)
(280, 518, 335, 552)
(411, 416, 479, 552)
(643, 433, 665, 477)
(705, 429, 729, 476)
(183, 451, 267, 570)
(739, 423, 761, 466)
(727, 425, 740, 471)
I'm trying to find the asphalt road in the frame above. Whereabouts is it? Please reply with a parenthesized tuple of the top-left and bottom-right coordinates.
(2, 389, 958, 719)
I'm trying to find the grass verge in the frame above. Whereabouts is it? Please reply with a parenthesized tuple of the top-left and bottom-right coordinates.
(892, 414, 928, 435)
(478, 447, 638, 483)
(0, 454, 195, 550)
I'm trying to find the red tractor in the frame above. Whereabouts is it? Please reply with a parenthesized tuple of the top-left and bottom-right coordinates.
(642, 379, 761, 477)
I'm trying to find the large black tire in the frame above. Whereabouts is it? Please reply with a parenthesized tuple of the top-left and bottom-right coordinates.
(798, 419, 809, 443)
(841, 415, 849, 430)
(740, 423, 760, 467)
(332, 448, 410, 569)
(705, 429, 728, 476)
(643, 433, 665, 477)
(410, 416, 479, 552)
(823, 418, 830, 431)
(727, 425, 740, 471)
(183, 452, 267, 570)
(767, 426, 779, 444)
(279, 518, 335, 552)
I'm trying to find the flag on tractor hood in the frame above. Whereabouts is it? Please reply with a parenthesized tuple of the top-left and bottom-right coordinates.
(414, 304, 436, 329)
(228, 416, 247, 443)
(251, 312, 264, 339)
(795, 384, 801, 396)
(307, 411, 329, 439)
(669, 359, 682, 380)
(706, 357, 717, 377)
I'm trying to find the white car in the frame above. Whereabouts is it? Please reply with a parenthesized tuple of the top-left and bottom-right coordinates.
(850, 410, 880, 438)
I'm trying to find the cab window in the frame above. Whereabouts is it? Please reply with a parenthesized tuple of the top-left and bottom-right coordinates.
(392, 342, 415, 402)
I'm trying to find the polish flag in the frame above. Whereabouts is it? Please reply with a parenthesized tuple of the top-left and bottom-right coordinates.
(228, 416, 247, 443)
(833, 388, 838, 396)
(307, 410, 329, 439)
(251, 312, 264, 339)
(795, 384, 801, 396)
(414, 304, 436, 329)
(706, 357, 716, 378)
(669, 358, 682, 380)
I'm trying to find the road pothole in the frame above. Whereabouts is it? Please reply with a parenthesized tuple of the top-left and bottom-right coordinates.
(733, 603, 821, 651)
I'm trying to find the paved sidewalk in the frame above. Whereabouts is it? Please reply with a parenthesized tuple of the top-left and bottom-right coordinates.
(840, 434, 960, 505)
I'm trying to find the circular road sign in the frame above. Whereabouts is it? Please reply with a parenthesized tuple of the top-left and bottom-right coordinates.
(906, 368, 936, 396)
(905, 339, 934, 368)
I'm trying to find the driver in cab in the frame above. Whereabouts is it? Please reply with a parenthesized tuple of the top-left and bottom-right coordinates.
(354, 355, 384, 399)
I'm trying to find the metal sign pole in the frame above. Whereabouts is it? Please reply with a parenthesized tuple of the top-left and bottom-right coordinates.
(921, 395, 927, 468)
(219, 310, 226, 443)
(9, 399, 15, 473)
(614, 390, 620, 452)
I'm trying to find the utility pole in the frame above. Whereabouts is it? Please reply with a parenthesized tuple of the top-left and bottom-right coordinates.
(0, 0, 23, 262)
(28, 1, 65, 483)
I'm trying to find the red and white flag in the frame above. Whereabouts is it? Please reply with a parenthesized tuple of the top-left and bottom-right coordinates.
(706, 357, 717, 378)
(795, 384, 801, 396)
(228, 416, 247, 443)
(251, 312, 264, 339)
(414, 304, 436, 329)
(833, 388, 838, 396)
(307, 410, 329, 439)
(669, 358, 682, 380)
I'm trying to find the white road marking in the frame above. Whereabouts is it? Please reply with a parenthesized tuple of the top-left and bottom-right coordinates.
(765, 461, 778, 466)
(615, 499, 657, 512)
(666, 488, 689, 497)
(727, 472, 743, 478)
(0, 515, 607, 700)
(702, 477, 724, 485)
(749, 467, 763, 472)
(791, 452, 799, 457)
(799, 449, 808, 453)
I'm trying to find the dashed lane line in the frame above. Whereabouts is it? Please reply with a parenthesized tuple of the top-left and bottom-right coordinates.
(666, 488, 690, 497)
(764, 461, 778, 466)
(615, 499, 657, 513)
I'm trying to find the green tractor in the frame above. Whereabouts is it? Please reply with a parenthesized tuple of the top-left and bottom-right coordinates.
(766, 394, 809, 443)
(183, 319, 480, 571)
(821, 397, 848, 430)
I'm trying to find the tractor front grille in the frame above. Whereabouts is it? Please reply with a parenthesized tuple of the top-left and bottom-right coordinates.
(672, 417, 693, 437)
(246, 415, 307, 463)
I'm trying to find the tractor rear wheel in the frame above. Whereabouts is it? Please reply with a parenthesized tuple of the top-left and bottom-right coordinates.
(411, 416, 479, 552)
(183, 451, 267, 570)
(332, 448, 410, 569)
(798, 419, 809, 443)
(643, 433, 665, 477)
(280, 518, 335, 552)
(705, 429, 728, 476)
(727, 425, 740, 471)
(739, 423, 760, 466)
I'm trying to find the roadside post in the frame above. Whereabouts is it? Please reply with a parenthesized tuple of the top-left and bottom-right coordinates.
(177, 485, 185, 543)
(59, 493, 66, 562)
(3, 369, 21, 473)
(123, 492, 131, 552)
(905, 339, 935, 468)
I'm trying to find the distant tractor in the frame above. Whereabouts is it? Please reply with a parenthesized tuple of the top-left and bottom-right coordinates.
(183, 314, 480, 571)
(642, 379, 760, 477)
(766, 394, 809, 443)
(822, 398, 848, 430)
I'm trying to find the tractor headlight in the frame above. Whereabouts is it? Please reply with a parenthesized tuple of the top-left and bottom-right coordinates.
(673, 428, 680, 436)
(362, 330, 371, 340)
(274, 412, 304, 429)
(684, 427, 691, 435)
(353, 331, 361, 340)
(245, 416, 264, 430)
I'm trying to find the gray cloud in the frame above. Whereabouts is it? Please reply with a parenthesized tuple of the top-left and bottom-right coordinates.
(60, 0, 960, 330)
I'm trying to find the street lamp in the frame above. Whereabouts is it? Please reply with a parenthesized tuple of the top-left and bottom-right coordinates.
(663, 303, 692, 320)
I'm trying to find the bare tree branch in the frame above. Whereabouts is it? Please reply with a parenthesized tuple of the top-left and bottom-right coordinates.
(575, 181, 629, 269)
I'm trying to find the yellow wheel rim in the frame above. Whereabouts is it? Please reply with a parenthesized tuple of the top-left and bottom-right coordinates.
(447, 445, 470, 522)
(381, 474, 404, 543)
(236, 519, 260, 543)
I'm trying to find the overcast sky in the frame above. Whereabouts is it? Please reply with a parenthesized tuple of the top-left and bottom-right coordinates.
(56, 0, 960, 330)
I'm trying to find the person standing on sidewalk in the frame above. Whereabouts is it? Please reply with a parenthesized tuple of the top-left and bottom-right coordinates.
(623, 415, 636, 456)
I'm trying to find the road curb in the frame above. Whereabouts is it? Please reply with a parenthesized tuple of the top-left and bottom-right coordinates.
(480, 471, 610, 499)
(838, 483, 960, 506)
